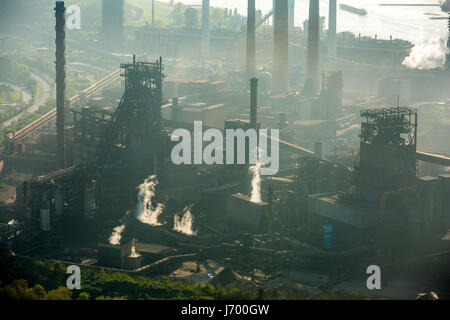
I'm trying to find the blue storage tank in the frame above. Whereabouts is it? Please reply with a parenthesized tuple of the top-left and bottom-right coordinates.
(323, 224, 334, 249)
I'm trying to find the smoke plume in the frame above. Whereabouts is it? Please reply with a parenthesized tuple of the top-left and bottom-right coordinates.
(136, 175, 165, 226)
(173, 207, 197, 236)
(109, 224, 125, 245)
(402, 38, 448, 70)
(249, 156, 263, 203)
(129, 240, 140, 258)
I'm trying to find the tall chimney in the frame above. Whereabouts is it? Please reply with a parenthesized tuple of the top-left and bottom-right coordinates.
(152, 0, 155, 28)
(250, 78, 258, 129)
(446, 14, 450, 71)
(247, 0, 256, 77)
(288, 0, 295, 35)
(55, 1, 66, 169)
(314, 142, 323, 159)
(307, 0, 320, 94)
(202, 0, 210, 59)
(328, 0, 337, 57)
(273, 0, 289, 94)
(102, 0, 124, 44)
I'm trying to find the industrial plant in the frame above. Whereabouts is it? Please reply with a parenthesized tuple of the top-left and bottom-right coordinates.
(0, 0, 449, 300)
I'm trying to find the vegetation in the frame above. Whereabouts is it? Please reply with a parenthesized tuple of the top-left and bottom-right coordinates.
(0, 55, 39, 133)
(0, 280, 72, 300)
(0, 56, 37, 92)
(313, 288, 372, 300)
(0, 99, 55, 145)
(0, 256, 261, 300)
(0, 255, 372, 300)
(14, 56, 53, 78)
(0, 84, 22, 106)
(0, 52, 94, 144)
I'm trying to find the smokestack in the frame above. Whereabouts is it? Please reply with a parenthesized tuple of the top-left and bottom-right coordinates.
(202, 0, 210, 59)
(288, 0, 295, 35)
(23, 181, 28, 232)
(247, 0, 256, 77)
(102, 0, 124, 44)
(273, 0, 289, 93)
(328, 0, 337, 57)
(152, 0, 155, 28)
(314, 142, 323, 159)
(250, 78, 258, 129)
(307, 0, 320, 94)
(446, 14, 450, 71)
(55, 1, 66, 169)
(273, 0, 276, 22)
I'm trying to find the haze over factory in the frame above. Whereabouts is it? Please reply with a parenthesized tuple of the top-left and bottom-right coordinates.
(0, 0, 449, 300)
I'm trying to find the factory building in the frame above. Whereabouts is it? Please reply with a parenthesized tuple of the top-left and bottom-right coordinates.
(1, 0, 450, 300)
(307, 107, 450, 253)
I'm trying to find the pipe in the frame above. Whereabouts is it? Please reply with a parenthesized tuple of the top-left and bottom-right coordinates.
(152, 0, 155, 28)
(416, 151, 450, 167)
(250, 78, 258, 129)
(202, 0, 210, 59)
(247, 0, 256, 77)
(55, 1, 66, 169)
(171, 97, 181, 121)
(102, 0, 124, 42)
(328, 0, 337, 57)
(307, 0, 320, 94)
(446, 14, 450, 71)
(23, 181, 28, 232)
(272, 0, 289, 93)
(288, 0, 295, 35)
(314, 142, 323, 159)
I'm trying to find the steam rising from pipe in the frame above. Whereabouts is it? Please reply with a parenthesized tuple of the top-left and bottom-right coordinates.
(402, 38, 448, 70)
(109, 224, 125, 245)
(129, 239, 140, 258)
(249, 150, 263, 203)
(136, 175, 164, 226)
(173, 207, 197, 236)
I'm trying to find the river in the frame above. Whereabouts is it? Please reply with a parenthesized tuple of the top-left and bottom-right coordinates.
(159, 0, 447, 44)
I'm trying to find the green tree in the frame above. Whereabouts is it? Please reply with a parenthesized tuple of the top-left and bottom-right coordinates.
(46, 287, 72, 300)
(32, 284, 47, 299)
(77, 292, 90, 300)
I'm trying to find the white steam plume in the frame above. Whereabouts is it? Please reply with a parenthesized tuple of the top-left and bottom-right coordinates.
(136, 175, 165, 226)
(173, 207, 197, 236)
(129, 239, 140, 258)
(402, 38, 448, 70)
(249, 149, 263, 203)
(109, 224, 125, 245)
